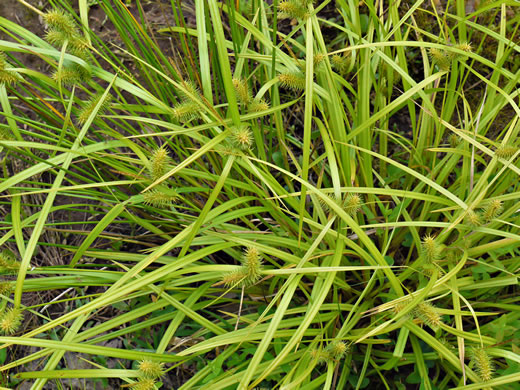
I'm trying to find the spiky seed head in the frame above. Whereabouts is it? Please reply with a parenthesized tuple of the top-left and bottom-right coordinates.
(148, 148, 170, 182)
(138, 360, 164, 379)
(0, 282, 14, 295)
(178, 80, 200, 103)
(429, 47, 451, 71)
(278, 0, 309, 20)
(313, 53, 326, 67)
(325, 341, 348, 360)
(53, 65, 91, 86)
(471, 347, 494, 381)
(142, 190, 179, 208)
(130, 378, 156, 390)
(0, 249, 21, 273)
(456, 42, 473, 53)
(43, 10, 79, 38)
(172, 101, 200, 123)
(465, 210, 482, 227)
(482, 199, 503, 222)
(232, 78, 252, 106)
(422, 234, 439, 264)
(414, 301, 442, 330)
(343, 193, 363, 217)
(0, 307, 22, 335)
(222, 267, 248, 288)
(331, 53, 351, 74)
(77, 93, 112, 125)
(392, 298, 412, 317)
(248, 97, 270, 112)
(241, 247, 262, 285)
(495, 145, 518, 159)
(0, 53, 19, 85)
(230, 125, 253, 151)
(278, 71, 306, 91)
(448, 134, 461, 148)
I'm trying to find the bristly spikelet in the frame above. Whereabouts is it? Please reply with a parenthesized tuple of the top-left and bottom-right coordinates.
(222, 247, 263, 288)
(138, 360, 164, 379)
(482, 199, 503, 222)
(278, 71, 306, 91)
(53, 64, 91, 86)
(278, 0, 309, 20)
(313, 53, 325, 67)
(0, 249, 21, 273)
(172, 101, 200, 123)
(422, 234, 440, 264)
(178, 80, 200, 103)
(0, 307, 23, 335)
(455, 42, 473, 53)
(248, 97, 270, 113)
(43, 10, 79, 38)
(413, 301, 442, 330)
(471, 347, 494, 381)
(222, 267, 248, 287)
(325, 341, 348, 361)
(232, 78, 252, 106)
(448, 134, 461, 148)
(343, 193, 363, 217)
(0, 53, 19, 85)
(429, 47, 451, 71)
(331, 53, 351, 74)
(0, 126, 14, 141)
(130, 378, 156, 390)
(229, 125, 253, 151)
(495, 145, 518, 159)
(0, 281, 14, 295)
(465, 210, 482, 227)
(77, 93, 112, 125)
(148, 148, 170, 182)
(142, 190, 179, 208)
(242, 247, 262, 285)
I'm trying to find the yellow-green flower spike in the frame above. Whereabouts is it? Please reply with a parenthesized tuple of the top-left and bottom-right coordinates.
(138, 360, 164, 379)
(413, 301, 442, 330)
(0, 307, 23, 335)
(77, 93, 112, 125)
(230, 125, 253, 151)
(142, 190, 179, 208)
(148, 148, 171, 182)
(471, 347, 494, 382)
(279, 71, 306, 91)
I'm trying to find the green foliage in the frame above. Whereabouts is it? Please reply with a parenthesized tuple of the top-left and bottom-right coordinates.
(0, 0, 519, 389)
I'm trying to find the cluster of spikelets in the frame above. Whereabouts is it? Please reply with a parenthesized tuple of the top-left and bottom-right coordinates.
(470, 347, 494, 382)
(320, 193, 363, 217)
(228, 124, 253, 151)
(392, 298, 443, 330)
(222, 247, 263, 288)
(278, 0, 314, 20)
(429, 42, 472, 71)
(0, 249, 22, 274)
(232, 78, 270, 113)
(0, 306, 23, 335)
(172, 80, 202, 123)
(0, 52, 20, 86)
(77, 93, 112, 126)
(495, 144, 519, 159)
(331, 52, 352, 75)
(465, 199, 503, 227)
(43, 10, 91, 85)
(130, 360, 165, 389)
(278, 71, 306, 92)
(310, 341, 348, 364)
(142, 147, 180, 209)
(0, 250, 23, 335)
